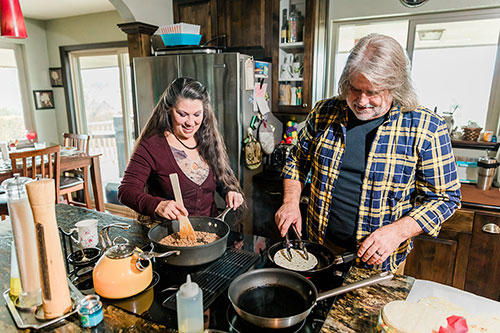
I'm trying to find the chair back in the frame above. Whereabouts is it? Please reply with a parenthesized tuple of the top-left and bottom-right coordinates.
(63, 133, 90, 154)
(10, 145, 61, 202)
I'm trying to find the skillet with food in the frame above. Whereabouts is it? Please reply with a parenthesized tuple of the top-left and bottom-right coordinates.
(266, 240, 357, 276)
(148, 207, 231, 266)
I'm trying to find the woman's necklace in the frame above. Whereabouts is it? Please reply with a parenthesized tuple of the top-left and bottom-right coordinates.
(172, 132, 198, 150)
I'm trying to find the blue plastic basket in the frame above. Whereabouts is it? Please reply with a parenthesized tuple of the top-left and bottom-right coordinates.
(161, 33, 202, 46)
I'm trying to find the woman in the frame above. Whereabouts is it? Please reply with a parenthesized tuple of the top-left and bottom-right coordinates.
(118, 77, 244, 222)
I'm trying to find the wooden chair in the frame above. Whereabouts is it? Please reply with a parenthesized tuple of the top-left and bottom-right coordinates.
(63, 133, 89, 154)
(60, 133, 92, 209)
(10, 145, 61, 203)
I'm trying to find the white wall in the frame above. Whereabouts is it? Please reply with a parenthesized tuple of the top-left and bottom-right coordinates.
(2, 18, 58, 144)
(330, 0, 500, 21)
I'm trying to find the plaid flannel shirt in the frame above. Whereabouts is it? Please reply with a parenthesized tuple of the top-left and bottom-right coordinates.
(282, 98, 461, 272)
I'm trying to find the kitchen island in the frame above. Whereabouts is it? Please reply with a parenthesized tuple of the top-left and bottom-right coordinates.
(0, 205, 414, 332)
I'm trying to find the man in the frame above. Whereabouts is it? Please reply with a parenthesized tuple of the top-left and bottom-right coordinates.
(275, 34, 461, 273)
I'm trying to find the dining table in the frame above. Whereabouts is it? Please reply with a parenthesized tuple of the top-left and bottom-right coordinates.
(0, 146, 105, 212)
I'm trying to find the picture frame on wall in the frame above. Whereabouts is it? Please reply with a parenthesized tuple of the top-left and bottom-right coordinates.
(49, 67, 63, 87)
(33, 90, 55, 110)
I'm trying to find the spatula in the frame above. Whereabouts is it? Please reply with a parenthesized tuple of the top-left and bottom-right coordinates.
(169, 173, 196, 240)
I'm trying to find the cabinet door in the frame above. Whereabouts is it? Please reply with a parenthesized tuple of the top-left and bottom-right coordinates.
(405, 235, 458, 285)
(172, 0, 218, 45)
(218, 0, 275, 60)
(465, 212, 500, 301)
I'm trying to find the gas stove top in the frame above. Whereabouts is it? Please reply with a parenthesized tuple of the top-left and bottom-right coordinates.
(73, 231, 350, 332)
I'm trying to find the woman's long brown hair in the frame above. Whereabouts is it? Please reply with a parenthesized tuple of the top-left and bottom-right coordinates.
(136, 77, 242, 195)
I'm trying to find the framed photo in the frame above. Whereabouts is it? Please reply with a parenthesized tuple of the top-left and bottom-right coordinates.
(49, 67, 63, 87)
(33, 90, 55, 110)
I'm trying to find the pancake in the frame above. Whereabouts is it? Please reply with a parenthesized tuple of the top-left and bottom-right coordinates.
(273, 248, 318, 271)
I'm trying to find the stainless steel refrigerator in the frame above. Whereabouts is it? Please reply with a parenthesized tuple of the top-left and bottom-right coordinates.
(132, 52, 282, 232)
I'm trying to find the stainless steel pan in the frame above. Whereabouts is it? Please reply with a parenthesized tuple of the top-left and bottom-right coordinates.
(147, 207, 231, 266)
(228, 268, 393, 329)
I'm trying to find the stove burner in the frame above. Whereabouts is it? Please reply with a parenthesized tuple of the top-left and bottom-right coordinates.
(226, 305, 305, 333)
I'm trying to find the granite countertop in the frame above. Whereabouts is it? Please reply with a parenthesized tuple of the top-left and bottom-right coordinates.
(322, 267, 415, 333)
(0, 205, 415, 332)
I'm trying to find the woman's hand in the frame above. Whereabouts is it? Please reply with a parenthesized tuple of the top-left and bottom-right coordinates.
(226, 191, 244, 210)
(155, 200, 188, 220)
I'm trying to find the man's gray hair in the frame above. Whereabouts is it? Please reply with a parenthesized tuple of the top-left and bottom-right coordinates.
(338, 33, 419, 111)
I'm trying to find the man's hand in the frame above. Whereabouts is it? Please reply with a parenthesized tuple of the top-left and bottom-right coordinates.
(357, 216, 423, 266)
(275, 202, 302, 237)
(275, 179, 304, 237)
(155, 200, 188, 220)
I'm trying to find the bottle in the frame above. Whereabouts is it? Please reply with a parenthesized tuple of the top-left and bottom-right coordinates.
(176, 275, 203, 333)
(288, 5, 297, 43)
(291, 87, 297, 105)
(280, 8, 288, 43)
(296, 11, 304, 42)
(296, 86, 302, 106)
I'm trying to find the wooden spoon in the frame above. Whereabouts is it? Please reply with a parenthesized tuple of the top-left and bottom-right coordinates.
(169, 173, 196, 240)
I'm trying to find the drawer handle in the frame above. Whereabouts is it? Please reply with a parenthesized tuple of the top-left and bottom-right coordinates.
(482, 223, 500, 234)
(265, 191, 282, 195)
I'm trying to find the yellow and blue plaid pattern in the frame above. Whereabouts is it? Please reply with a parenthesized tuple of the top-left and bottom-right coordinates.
(282, 98, 461, 272)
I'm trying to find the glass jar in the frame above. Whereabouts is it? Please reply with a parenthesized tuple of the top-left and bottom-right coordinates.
(77, 295, 103, 328)
(2, 174, 41, 308)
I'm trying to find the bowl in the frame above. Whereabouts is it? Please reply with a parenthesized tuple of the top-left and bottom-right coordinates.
(160, 33, 202, 47)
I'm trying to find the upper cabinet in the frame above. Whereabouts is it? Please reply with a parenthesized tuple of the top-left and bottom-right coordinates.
(272, 0, 318, 115)
(172, 0, 275, 60)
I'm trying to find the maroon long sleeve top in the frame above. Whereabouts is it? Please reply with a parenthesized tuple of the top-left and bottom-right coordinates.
(118, 134, 220, 218)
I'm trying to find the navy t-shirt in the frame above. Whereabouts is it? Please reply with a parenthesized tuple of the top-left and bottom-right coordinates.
(326, 110, 386, 250)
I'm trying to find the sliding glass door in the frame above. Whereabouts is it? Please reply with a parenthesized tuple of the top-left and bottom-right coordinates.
(69, 48, 134, 204)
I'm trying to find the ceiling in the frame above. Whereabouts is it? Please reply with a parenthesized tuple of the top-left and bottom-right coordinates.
(20, 0, 116, 20)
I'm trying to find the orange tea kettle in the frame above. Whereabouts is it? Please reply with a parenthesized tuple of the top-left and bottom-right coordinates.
(93, 224, 178, 299)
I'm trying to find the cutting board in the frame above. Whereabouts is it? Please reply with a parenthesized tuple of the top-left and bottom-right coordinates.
(406, 279, 500, 316)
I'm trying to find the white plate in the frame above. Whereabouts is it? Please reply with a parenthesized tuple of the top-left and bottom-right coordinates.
(60, 146, 77, 156)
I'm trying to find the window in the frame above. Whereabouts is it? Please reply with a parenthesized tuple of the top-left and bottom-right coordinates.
(329, 9, 500, 131)
(0, 44, 31, 142)
(331, 20, 409, 94)
(411, 18, 500, 129)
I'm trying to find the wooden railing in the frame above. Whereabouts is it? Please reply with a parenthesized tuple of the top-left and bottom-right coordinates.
(88, 121, 117, 161)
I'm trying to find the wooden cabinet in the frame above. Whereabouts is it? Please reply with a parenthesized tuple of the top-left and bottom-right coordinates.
(405, 208, 500, 301)
(464, 212, 500, 300)
(172, 0, 218, 46)
(405, 209, 473, 288)
(172, 0, 275, 60)
(272, 0, 321, 115)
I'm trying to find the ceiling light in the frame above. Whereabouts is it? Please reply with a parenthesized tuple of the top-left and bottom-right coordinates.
(1, 0, 28, 39)
(418, 29, 445, 41)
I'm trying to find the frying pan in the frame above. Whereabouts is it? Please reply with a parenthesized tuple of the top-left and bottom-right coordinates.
(148, 207, 231, 266)
(266, 240, 356, 276)
(228, 268, 393, 329)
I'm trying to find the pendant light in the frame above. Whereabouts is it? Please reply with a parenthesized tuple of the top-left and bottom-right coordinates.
(1, 0, 28, 38)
